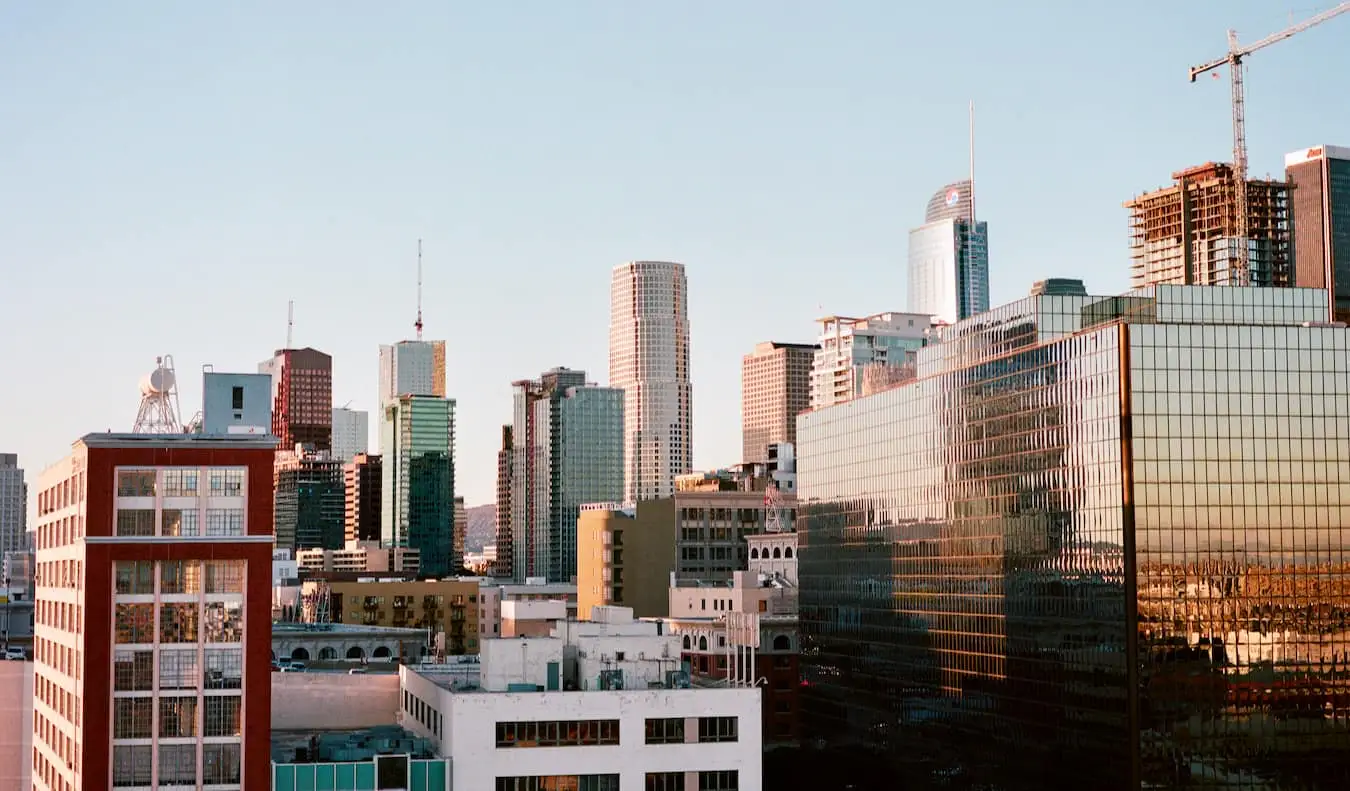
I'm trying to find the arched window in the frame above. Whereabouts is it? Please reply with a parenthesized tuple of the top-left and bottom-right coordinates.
(290, 647, 310, 661)
(698, 636, 708, 651)
(750, 547, 759, 559)
(346, 646, 365, 660)
(319, 647, 337, 660)
(683, 635, 691, 650)
(773, 635, 791, 651)
(784, 546, 794, 558)
(372, 646, 392, 659)
(772, 547, 782, 559)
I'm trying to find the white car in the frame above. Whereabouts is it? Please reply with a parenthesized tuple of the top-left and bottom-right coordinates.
(3, 647, 25, 661)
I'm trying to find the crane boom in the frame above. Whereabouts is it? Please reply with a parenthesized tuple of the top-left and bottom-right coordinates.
(1188, 2, 1350, 286)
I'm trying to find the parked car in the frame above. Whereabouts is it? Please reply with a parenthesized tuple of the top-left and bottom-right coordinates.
(3, 647, 25, 661)
(348, 667, 367, 675)
(280, 662, 307, 673)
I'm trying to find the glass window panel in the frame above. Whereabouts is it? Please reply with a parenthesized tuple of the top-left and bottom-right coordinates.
(160, 602, 199, 644)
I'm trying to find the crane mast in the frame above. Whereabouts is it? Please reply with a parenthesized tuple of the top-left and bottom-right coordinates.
(1189, 2, 1350, 286)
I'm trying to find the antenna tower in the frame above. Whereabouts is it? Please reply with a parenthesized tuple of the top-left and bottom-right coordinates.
(415, 239, 424, 340)
(133, 355, 184, 433)
(286, 300, 295, 349)
(764, 482, 788, 533)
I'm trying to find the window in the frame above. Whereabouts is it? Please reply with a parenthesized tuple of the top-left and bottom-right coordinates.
(159, 648, 199, 690)
(159, 696, 197, 737)
(115, 561, 154, 595)
(496, 777, 619, 791)
(204, 560, 245, 594)
(159, 744, 198, 785)
(699, 771, 738, 791)
(205, 508, 244, 537)
(113, 697, 152, 738)
(494, 720, 620, 748)
(208, 468, 244, 496)
(160, 602, 198, 643)
(698, 716, 738, 743)
(645, 717, 685, 744)
(645, 773, 684, 791)
(203, 695, 242, 737)
(116, 469, 155, 497)
(204, 601, 243, 642)
(231, 386, 244, 410)
(114, 650, 153, 691)
(115, 509, 155, 537)
(115, 603, 154, 644)
(204, 647, 243, 689)
(112, 746, 152, 787)
(162, 509, 199, 537)
(162, 469, 199, 497)
(203, 743, 241, 784)
(161, 561, 200, 595)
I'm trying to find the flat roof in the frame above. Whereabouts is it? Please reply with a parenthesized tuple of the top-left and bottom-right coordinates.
(270, 726, 439, 764)
(272, 622, 428, 637)
(78, 432, 278, 450)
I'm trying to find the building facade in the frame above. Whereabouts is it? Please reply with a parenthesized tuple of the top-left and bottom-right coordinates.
(797, 285, 1350, 789)
(1287, 144, 1350, 322)
(200, 372, 272, 436)
(509, 369, 624, 583)
(494, 425, 514, 579)
(1125, 162, 1293, 289)
(741, 342, 817, 464)
(379, 341, 447, 405)
(382, 396, 456, 577)
(453, 496, 467, 573)
(907, 179, 990, 325)
(344, 453, 382, 544)
(809, 313, 932, 410)
(259, 348, 333, 452)
(332, 407, 370, 463)
(0, 453, 26, 561)
(274, 447, 345, 552)
(609, 261, 693, 502)
(326, 578, 479, 655)
(32, 433, 276, 790)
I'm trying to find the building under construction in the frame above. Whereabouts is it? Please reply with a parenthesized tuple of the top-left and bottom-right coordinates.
(1125, 162, 1292, 288)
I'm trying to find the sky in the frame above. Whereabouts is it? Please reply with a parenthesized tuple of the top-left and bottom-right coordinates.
(3, 1, 1349, 507)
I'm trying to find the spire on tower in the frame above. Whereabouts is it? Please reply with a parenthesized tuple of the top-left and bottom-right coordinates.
(415, 239, 424, 341)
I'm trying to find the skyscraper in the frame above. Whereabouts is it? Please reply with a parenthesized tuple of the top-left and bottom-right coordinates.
(381, 395, 456, 576)
(509, 368, 624, 582)
(609, 261, 692, 502)
(273, 447, 345, 552)
(345, 453, 382, 544)
(331, 406, 369, 462)
(258, 347, 333, 451)
(453, 496, 467, 573)
(741, 342, 817, 463)
(1287, 145, 1350, 321)
(379, 341, 446, 404)
(907, 180, 989, 324)
(494, 425, 514, 579)
(809, 313, 932, 410)
(33, 433, 276, 789)
(0, 454, 26, 560)
(1125, 162, 1292, 288)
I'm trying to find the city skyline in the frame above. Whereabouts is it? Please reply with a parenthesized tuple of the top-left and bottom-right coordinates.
(5, 2, 1350, 508)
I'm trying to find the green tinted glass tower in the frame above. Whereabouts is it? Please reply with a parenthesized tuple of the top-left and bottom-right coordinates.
(381, 395, 456, 575)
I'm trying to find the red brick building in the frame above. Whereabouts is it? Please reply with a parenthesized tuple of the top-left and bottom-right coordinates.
(260, 347, 332, 452)
(32, 433, 276, 790)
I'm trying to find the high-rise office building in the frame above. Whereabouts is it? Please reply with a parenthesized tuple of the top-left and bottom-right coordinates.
(33, 433, 276, 790)
(609, 261, 692, 502)
(809, 313, 932, 410)
(907, 179, 989, 324)
(1287, 145, 1350, 322)
(510, 368, 624, 583)
(381, 396, 456, 576)
(453, 496, 467, 573)
(1125, 162, 1293, 288)
(258, 348, 333, 451)
(273, 447, 345, 552)
(494, 425, 514, 579)
(741, 342, 817, 463)
(797, 285, 1350, 789)
(379, 341, 446, 404)
(0, 454, 26, 560)
(331, 407, 369, 462)
(344, 453, 382, 544)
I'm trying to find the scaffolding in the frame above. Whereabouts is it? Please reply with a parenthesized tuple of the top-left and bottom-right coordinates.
(1125, 162, 1291, 289)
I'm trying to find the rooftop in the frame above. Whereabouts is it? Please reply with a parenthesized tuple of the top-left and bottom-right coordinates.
(272, 622, 429, 638)
(270, 726, 438, 765)
(77, 432, 278, 450)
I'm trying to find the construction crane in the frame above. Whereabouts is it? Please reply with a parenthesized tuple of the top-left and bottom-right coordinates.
(1189, 2, 1350, 286)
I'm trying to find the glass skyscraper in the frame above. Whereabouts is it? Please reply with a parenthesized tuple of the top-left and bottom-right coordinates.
(798, 285, 1350, 789)
(381, 395, 456, 576)
(1287, 145, 1350, 322)
(907, 180, 989, 325)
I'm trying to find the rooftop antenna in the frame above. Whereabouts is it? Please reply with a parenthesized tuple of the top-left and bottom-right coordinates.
(286, 300, 295, 349)
(415, 239, 424, 340)
(969, 101, 976, 226)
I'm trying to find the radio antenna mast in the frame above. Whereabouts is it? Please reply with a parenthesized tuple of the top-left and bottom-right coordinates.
(415, 239, 424, 340)
(286, 300, 294, 349)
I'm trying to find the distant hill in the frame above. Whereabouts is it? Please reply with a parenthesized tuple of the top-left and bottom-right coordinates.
(465, 504, 496, 552)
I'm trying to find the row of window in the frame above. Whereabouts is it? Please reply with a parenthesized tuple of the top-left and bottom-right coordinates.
(115, 559, 245, 595)
(644, 716, 738, 745)
(114, 647, 244, 691)
(116, 467, 244, 498)
(112, 694, 241, 739)
(495, 719, 620, 748)
(114, 601, 243, 645)
(112, 743, 240, 787)
(115, 507, 244, 537)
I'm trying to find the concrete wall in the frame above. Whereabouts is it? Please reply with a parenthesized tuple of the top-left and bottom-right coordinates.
(271, 671, 401, 731)
(480, 637, 563, 691)
(0, 661, 33, 791)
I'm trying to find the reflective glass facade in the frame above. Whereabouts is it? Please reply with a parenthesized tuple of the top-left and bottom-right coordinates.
(907, 219, 989, 326)
(382, 396, 456, 576)
(798, 285, 1350, 789)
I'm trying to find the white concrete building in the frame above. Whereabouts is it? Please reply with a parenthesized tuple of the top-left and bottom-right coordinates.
(0, 453, 26, 560)
(810, 312, 933, 410)
(609, 261, 693, 502)
(331, 406, 369, 462)
(400, 605, 760, 791)
(379, 340, 446, 404)
(476, 578, 577, 639)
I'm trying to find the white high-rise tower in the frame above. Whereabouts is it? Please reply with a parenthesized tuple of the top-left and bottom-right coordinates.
(608, 261, 692, 501)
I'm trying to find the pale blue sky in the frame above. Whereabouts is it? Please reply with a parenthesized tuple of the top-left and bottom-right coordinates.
(3, 1, 1349, 506)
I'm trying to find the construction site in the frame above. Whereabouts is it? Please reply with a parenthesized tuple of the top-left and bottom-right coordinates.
(1125, 162, 1292, 288)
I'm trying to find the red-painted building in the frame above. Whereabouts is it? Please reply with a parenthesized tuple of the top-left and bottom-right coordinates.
(32, 433, 276, 791)
(260, 347, 332, 452)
